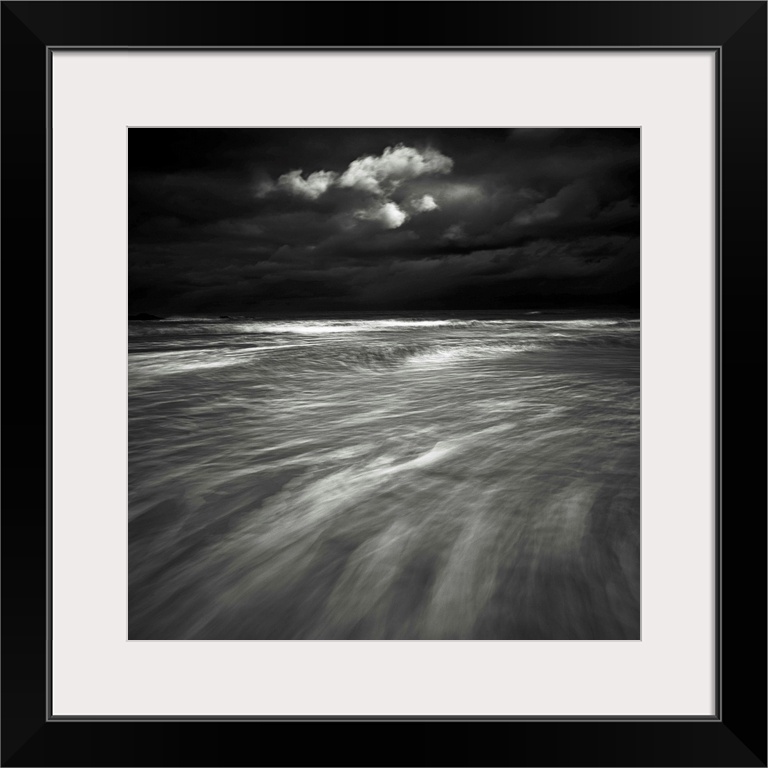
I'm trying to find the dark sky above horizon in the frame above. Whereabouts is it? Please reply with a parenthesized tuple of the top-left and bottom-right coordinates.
(129, 128, 640, 315)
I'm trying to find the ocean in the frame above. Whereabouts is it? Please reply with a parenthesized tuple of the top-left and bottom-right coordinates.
(129, 311, 640, 640)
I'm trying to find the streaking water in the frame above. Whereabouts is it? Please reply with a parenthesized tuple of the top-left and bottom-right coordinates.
(129, 311, 640, 640)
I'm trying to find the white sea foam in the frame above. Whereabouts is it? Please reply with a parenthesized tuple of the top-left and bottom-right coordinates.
(234, 319, 462, 335)
(407, 342, 541, 366)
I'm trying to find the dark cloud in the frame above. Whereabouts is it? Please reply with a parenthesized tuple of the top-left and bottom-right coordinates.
(129, 128, 639, 314)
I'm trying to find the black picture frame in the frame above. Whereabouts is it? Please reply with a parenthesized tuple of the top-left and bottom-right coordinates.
(2, 2, 765, 765)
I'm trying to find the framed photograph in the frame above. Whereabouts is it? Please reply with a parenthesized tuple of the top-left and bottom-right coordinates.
(3, 1, 765, 765)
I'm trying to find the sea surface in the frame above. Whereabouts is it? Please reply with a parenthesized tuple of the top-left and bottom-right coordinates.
(129, 311, 640, 640)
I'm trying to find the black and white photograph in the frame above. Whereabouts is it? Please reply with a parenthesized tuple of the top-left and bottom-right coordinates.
(128, 127, 640, 641)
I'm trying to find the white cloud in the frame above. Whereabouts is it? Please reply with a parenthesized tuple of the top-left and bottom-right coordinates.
(276, 169, 338, 199)
(338, 144, 453, 195)
(411, 194, 438, 213)
(356, 201, 408, 229)
(264, 145, 453, 230)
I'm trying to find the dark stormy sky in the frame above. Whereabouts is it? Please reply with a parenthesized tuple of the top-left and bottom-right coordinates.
(129, 128, 640, 315)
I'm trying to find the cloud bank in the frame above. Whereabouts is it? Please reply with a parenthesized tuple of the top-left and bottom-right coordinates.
(129, 128, 640, 314)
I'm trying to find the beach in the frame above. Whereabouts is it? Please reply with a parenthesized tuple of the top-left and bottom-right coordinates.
(129, 311, 640, 640)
